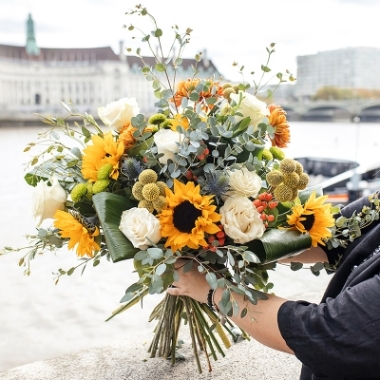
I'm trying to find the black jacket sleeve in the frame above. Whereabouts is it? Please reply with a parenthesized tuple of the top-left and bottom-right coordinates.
(278, 271, 380, 378)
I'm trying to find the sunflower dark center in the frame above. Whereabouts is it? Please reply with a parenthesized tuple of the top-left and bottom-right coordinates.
(301, 213, 315, 231)
(173, 200, 202, 233)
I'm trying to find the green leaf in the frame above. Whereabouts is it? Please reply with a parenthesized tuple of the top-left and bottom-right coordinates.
(92, 192, 139, 262)
(155, 63, 166, 72)
(246, 229, 312, 263)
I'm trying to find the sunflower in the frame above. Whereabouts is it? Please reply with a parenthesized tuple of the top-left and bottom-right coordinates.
(53, 210, 100, 257)
(157, 179, 221, 252)
(268, 104, 291, 148)
(171, 79, 224, 110)
(81, 132, 125, 182)
(285, 191, 335, 247)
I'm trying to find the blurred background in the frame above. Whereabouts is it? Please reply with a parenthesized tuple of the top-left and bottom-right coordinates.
(1, 0, 380, 371)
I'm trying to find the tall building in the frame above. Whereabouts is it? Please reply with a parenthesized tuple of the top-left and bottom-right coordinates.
(0, 14, 221, 122)
(295, 47, 380, 99)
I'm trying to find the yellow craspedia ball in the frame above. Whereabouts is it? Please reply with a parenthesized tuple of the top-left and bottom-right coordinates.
(282, 172, 300, 188)
(155, 181, 168, 196)
(269, 146, 285, 160)
(70, 183, 87, 202)
(92, 179, 110, 194)
(274, 183, 294, 202)
(261, 149, 274, 162)
(132, 182, 144, 200)
(97, 163, 114, 180)
(266, 170, 284, 187)
(142, 183, 160, 201)
(139, 169, 158, 185)
(294, 161, 304, 175)
(152, 195, 168, 212)
(297, 173, 310, 190)
(85, 182, 93, 200)
(279, 158, 296, 173)
(138, 199, 154, 213)
(223, 86, 237, 100)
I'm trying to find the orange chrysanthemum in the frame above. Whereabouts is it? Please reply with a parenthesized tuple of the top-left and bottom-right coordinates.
(157, 179, 221, 252)
(81, 132, 125, 182)
(268, 104, 291, 148)
(171, 79, 224, 110)
(119, 124, 138, 150)
(53, 210, 100, 257)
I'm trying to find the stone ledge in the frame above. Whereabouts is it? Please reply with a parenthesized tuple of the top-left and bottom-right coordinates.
(0, 333, 301, 380)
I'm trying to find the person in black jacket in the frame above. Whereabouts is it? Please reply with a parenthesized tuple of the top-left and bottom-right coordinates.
(167, 192, 380, 380)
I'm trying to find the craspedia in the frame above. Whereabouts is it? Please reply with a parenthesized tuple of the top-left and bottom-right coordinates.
(138, 199, 155, 213)
(269, 146, 285, 160)
(274, 183, 294, 202)
(297, 173, 310, 190)
(97, 163, 114, 180)
(262, 148, 274, 162)
(279, 158, 296, 173)
(155, 181, 168, 196)
(142, 183, 160, 201)
(139, 169, 158, 185)
(70, 183, 88, 202)
(266, 170, 284, 186)
(152, 196, 168, 212)
(132, 182, 144, 200)
(295, 161, 304, 175)
(223, 86, 237, 100)
(283, 172, 299, 188)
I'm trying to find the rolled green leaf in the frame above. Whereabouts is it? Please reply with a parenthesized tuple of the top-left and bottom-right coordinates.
(247, 229, 312, 263)
(92, 192, 139, 262)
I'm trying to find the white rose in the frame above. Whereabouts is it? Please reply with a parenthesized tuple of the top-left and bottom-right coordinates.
(219, 197, 265, 244)
(32, 176, 67, 226)
(153, 129, 182, 164)
(97, 97, 140, 131)
(230, 91, 269, 130)
(119, 207, 161, 250)
(228, 167, 263, 198)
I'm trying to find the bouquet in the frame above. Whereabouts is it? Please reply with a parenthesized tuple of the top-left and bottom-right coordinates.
(2, 4, 361, 373)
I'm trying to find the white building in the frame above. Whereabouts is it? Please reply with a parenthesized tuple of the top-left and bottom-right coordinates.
(0, 14, 222, 123)
(295, 47, 380, 99)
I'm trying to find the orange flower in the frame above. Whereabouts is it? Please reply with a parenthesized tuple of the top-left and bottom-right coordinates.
(268, 104, 291, 148)
(119, 124, 138, 150)
(168, 114, 190, 131)
(171, 79, 224, 110)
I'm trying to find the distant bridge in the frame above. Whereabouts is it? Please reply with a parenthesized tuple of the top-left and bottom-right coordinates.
(279, 99, 380, 122)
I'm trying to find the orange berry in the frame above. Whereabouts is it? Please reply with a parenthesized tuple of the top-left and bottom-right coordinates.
(259, 193, 267, 200)
(253, 199, 262, 207)
(265, 193, 273, 201)
(198, 154, 205, 160)
(218, 238, 225, 245)
(203, 148, 209, 155)
(208, 235, 216, 243)
(185, 171, 193, 180)
(260, 213, 267, 220)
(261, 201, 268, 209)
(256, 205, 265, 213)
(267, 214, 275, 222)
(268, 201, 278, 209)
(216, 231, 225, 239)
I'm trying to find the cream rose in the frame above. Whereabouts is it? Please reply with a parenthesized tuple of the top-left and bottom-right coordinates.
(32, 176, 67, 226)
(119, 207, 161, 250)
(153, 128, 182, 164)
(97, 97, 140, 130)
(219, 197, 265, 244)
(230, 91, 269, 130)
(228, 167, 262, 198)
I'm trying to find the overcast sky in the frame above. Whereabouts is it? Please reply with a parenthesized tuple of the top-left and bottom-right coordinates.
(1, 0, 380, 82)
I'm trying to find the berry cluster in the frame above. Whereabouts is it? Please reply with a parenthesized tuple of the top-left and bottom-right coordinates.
(252, 192, 279, 227)
(206, 224, 226, 252)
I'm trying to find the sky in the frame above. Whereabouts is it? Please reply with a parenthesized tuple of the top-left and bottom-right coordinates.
(1, 0, 380, 82)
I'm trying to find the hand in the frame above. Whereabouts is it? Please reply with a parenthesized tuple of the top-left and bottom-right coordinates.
(166, 259, 210, 304)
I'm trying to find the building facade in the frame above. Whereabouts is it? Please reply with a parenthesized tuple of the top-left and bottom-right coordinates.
(0, 14, 221, 122)
(295, 47, 380, 99)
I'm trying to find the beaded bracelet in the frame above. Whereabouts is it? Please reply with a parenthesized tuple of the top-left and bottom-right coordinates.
(207, 288, 217, 310)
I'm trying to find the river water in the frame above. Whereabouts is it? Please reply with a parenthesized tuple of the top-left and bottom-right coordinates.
(0, 120, 378, 370)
